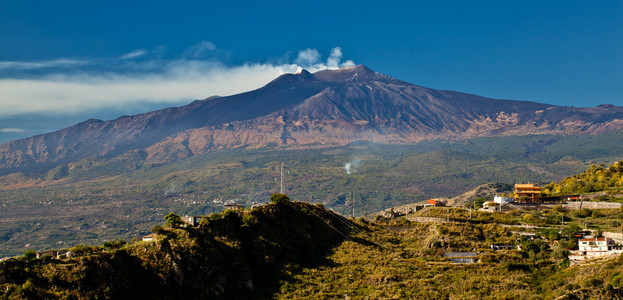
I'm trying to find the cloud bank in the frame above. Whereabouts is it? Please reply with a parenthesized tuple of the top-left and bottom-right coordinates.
(0, 42, 356, 117)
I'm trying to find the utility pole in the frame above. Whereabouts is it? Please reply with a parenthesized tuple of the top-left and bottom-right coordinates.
(351, 191, 354, 218)
(280, 162, 284, 194)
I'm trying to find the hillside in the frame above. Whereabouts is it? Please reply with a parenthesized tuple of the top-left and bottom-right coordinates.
(543, 160, 623, 196)
(0, 200, 355, 299)
(4, 133, 623, 257)
(3, 199, 623, 299)
(2, 65, 623, 175)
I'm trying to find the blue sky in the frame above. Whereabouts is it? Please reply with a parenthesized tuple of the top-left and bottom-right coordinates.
(0, 1, 622, 143)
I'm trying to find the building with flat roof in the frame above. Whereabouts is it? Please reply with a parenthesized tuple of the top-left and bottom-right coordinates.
(514, 184, 541, 203)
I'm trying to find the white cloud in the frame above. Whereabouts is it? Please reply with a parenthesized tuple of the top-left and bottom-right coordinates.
(294, 49, 321, 67)
(327, 47, 343, 68)
(0, 128, 26, 133)
(294, 47, 356, 71)
(0, 44, 356, 117)
(120, 49, 147, 59)
(182, 41, 218, 59)
(0, 59, 88, 70)
(342, 60, 356, 67)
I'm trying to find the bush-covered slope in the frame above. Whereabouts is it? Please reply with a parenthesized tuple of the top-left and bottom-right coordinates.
(544, 160, 623, 195)
(0, 200, 356, 299)
(4, 201, 623, 299)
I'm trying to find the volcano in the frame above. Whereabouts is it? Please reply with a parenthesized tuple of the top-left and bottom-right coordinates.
(2, 65, 623, 173)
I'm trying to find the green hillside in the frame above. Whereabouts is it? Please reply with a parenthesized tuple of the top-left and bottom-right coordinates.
(544, 160, 623, 195)
(3, 199, 623, 299)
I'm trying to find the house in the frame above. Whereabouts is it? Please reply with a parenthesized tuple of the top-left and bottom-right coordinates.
(427, 199, 446, 207)
(57, 251, 74, 259)
(491, 244, 517, 250)
(494, 196, 514, 205)
(223, 203, 245, 212)
(142, 233, 157, 242)
(514, 232, 538, 241)
(514, 184, 541, 203)
(443, 252, 478, 264)
(384, 210, 404, 218)
(483, 201, 498, 209)
(36, 250, 57, 259)
(579, 237, 614, 253)
(182, 216, 202, 227)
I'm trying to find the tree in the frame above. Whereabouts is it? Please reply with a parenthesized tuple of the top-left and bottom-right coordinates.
(270, 193, 290, 204)
(473, 198, 487, 209)
(151, 225, 164, 234)
(24, 249, 36, 260)
(164, 212, 182, 228)
(522, 239, 550, 261)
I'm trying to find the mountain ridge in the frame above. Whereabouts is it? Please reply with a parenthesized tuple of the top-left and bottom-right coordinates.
(2, 65, 623, 174)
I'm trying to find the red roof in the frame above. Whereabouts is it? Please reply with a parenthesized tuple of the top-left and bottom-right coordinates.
(579, 237, 610, 242)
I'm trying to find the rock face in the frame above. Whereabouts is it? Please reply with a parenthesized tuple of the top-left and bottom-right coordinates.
(2, 65, 623, 172)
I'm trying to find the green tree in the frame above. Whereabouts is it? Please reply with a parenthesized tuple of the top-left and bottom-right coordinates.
(611, 273, 623, 289)
(24, 249, 36, 260)
(103, 239, 127, 250)
(151, 225, 164, 234)
(522, 239, 550, 261)
(473, 197, 487, 209)
(551, 240, 570, 261)
(270, 193, 290, 204)
(164, 212, 182, 228)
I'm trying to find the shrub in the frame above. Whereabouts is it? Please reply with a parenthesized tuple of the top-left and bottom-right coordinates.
(164, 212, 182, 228)
(222, 209, 238, 218)
(583, 278, 603, 288)
(611, 273, 623, 289)
(199, 216, 209, 227)
(270, 193, 290, 204)
(70, 244, 93, 255)
(208, 213, 222, 221)
(103, 239, 127, 250)
(578, 208, 592, 218)
(24, 249, 36, 260)
(241, 213, 257, 227)
(151, 225, 164, 234)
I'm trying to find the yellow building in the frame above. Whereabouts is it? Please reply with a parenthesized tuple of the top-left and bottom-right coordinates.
(514, 183, 541, 203)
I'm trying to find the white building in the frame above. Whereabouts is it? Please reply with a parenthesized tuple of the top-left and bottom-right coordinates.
(579, 237, 614, 253)
(182, 216, 202, 227)
(494, 196, 514, 205)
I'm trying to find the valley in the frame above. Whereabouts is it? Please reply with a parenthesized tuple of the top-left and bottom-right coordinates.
(2, 133, 623, 256)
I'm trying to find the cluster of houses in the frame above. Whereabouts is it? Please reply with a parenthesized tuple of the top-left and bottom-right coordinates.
(1, 249, 76, 262)
(486, 233, 623, 264)
(34, 249, 75, 259)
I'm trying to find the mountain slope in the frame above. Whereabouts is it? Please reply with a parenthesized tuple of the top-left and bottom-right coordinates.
(2, 65, 623, 173)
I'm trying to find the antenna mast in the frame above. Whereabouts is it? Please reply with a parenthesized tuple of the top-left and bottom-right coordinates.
(351, 191, 354, 218)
